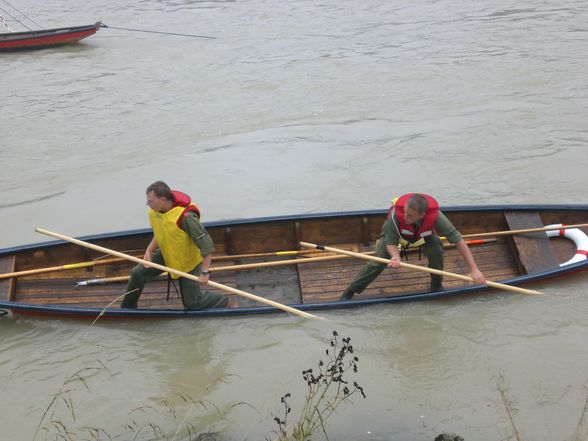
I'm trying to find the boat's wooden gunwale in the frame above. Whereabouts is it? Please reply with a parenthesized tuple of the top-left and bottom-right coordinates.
(9, 207, 586, 272)
(2, 204, 586, 255)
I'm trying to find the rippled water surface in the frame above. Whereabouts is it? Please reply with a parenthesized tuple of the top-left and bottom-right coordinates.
(1, 0, 587, 439)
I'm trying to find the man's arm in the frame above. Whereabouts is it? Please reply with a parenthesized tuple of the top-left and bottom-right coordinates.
(435, 211, 486, 285)
(198, 254, 212, 284)
(455, 240, 486, 285)
(142, 237, 158, 267)
(381, 217, 402, 269)
(386, 244, 402, 269)
(181, 212, 215, 284)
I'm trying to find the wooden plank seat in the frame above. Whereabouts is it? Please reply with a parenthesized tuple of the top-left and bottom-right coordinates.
(0, 255, 16, 302)
(505, 211, 559, 274)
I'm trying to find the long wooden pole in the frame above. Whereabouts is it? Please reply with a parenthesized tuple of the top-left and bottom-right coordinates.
(2, 232, 495, 283)
(78, 253, 373, 285)
(459, 223, 588, 239)
(13, 223, 587, 277)
(0, 248, 325, 281)
(75, 238, 498, 286)
(0, 250, 315, 281)
(0, 256, 133, 281)
(299, 241, 543, 296)
(212, 249, 315, 261)
(34, 228, 323, 320)
(116, 249, 319, 262)
(76, 253, 366, 285)
(10, 221, 584, 281)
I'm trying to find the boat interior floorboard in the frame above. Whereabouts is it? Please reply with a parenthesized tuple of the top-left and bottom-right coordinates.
(9, 236, 524, 310)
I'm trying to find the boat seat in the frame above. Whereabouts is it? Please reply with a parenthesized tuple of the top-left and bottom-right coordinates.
(505, 211, 559, 274)
(0, 255, 16, 302)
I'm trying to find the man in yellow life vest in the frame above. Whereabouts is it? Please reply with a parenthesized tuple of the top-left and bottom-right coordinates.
(121, 181, 229, 310)
(340, 193, 487, 301)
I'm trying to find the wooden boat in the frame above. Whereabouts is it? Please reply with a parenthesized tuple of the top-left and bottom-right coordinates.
(0, 21, 102, 51)
(0, 204, 587, 319)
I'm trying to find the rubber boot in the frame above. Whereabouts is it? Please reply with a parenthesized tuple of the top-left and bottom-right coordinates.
(339, 288, 356, 301)
(430, 275, 444, 292)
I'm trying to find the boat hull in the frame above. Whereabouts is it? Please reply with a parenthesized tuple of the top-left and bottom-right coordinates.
(0, 205, 587, 319)
(0, 22, 101, 51)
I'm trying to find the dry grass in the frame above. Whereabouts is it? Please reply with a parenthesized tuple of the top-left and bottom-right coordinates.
(271, 331, 366, 441)
(32, 356, 249, 441)
(498, 374, 588, 441)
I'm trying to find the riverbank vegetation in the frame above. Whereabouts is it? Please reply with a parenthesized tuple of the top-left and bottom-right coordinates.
(272, 331, 366, 441)
(32, 330, 365, 441)
(497, 373, 588, 441)
(30, 326, 588, 441)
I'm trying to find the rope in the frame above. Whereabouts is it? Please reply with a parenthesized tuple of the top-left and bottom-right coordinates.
(0, 0, 42, 30)
(0, 14, 12, 32)
(100, 23, 216, 39)
(0, 7, 28, 30)
(166, 273, 181, 302)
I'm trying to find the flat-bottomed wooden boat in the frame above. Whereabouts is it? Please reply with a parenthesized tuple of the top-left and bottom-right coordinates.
(0, 204, 587, 319)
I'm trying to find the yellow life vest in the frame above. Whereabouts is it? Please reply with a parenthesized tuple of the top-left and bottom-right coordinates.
(148, 206, 202, 278)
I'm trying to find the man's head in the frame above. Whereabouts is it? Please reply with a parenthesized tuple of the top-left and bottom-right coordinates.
(146, 181, 173, 212)
(403, 194, 428, 225)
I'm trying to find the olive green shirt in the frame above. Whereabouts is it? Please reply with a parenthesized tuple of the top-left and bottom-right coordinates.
(180, 212, 215, 257)
(381, 211, 462, 245)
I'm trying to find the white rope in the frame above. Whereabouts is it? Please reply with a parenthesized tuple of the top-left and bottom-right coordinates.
(0, 14, 13, 32)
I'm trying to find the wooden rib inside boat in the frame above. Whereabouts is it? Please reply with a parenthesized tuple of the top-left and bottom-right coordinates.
(0, 205, 587, 319)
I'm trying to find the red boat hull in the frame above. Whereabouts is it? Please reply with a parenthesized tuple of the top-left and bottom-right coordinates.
(0, 22, 101, 51)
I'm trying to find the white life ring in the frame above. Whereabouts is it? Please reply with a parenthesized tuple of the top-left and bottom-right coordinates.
(545, 224, 588, 266)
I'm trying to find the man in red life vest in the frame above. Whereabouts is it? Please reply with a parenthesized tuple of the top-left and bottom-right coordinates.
(340, 193, 486, 301)
(121, 181, 228, 310)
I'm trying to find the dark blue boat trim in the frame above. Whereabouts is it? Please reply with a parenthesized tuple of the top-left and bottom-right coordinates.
(1, 260, 585, 319)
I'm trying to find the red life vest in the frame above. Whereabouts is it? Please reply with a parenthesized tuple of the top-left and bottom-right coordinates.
(171, 190, 201, 228)
(387, 193, 440, 243)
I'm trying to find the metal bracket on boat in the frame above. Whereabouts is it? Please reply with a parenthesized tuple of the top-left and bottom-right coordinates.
(75, 279, 107, 287)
